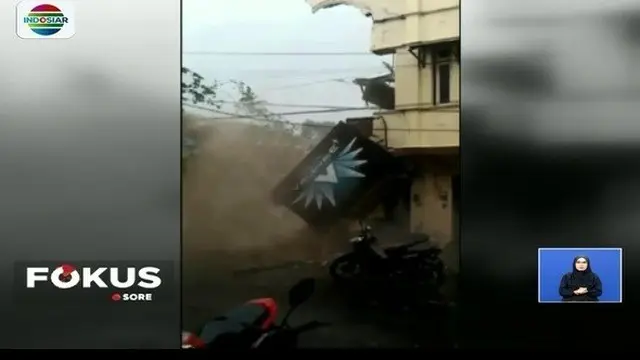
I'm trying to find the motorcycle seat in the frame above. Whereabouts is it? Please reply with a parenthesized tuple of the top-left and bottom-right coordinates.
(198, 303, 269, 345)
(385, 233, 430, 253)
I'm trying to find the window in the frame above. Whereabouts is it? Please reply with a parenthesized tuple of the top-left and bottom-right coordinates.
(437, 48, 452, 60)
(432, 44, 454, 105)
(438, 63, 451, 104)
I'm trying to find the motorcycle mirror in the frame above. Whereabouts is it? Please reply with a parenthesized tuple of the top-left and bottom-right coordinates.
(288, 278, 315, 308)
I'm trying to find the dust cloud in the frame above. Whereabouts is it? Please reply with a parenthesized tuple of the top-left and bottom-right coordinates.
(182, 115, 350, 274)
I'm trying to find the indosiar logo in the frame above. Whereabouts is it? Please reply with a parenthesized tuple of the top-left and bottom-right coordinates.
(16, 1, 76, 39)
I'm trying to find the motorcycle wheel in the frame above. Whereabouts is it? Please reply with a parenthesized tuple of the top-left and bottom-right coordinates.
(419, 258, 446, 288)
(329, 253, 362, 283)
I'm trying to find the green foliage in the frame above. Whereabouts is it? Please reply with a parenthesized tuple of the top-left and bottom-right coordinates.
(230, 79, 294, 134)
(182, 66, 218, 165)
(181, 67, 221, 111)
(181, 68, 338, 173)
(231, 80, 280, 121)
(233, 80, 258, 104)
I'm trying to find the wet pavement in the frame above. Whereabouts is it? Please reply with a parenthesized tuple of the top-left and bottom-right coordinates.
(182, 251, 456, 348)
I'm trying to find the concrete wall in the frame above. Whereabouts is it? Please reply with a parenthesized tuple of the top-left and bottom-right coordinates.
(372, 49, 459, 149)
(372, 42, 460, 149)
(410, 174, 458, 273)
(394, 49, 460, 109)
(373, 109, 459, 149)
(370, 0, 460, 53)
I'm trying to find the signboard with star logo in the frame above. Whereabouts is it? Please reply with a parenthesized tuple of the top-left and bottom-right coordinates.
(272, 121, 401, 227)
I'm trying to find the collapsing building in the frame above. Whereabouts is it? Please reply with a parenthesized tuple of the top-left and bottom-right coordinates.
(273, 0, 460, 273)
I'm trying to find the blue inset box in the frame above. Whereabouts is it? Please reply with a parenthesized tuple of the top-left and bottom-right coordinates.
(538, 248, 622, 303)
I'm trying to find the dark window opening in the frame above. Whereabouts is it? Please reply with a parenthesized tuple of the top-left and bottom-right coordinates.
(437, 47, 452, 60)
(438, 63, 451, 104)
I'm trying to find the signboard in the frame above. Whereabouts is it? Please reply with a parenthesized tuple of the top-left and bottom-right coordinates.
(272, 122, 400, 226)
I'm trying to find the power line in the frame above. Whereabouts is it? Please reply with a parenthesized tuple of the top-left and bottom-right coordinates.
(215, 100, 374, 110)
(183, 51, 376, 56)
(184, 103, 371, 120)
(183, 103, 457, 132)
(208, 66, 387, 75)
(261, 78, 352, 91)
(208, 69, 381, 81)
(183, 63, 412, 81)
(205, 63, 417, 74)
(184, 104, 336, 128)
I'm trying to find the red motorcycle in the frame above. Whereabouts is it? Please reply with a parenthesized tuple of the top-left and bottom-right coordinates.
(182, 278, 328, 349)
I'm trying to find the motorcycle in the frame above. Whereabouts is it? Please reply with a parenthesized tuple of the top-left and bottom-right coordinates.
(182, 278, 329, 349)
(328, 221, 446, 293)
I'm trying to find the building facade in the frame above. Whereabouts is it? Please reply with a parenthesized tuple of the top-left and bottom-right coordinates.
(307, 0, 460, 272)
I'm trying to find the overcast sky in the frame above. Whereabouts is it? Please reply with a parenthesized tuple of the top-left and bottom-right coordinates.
(183, 0, 389, 122)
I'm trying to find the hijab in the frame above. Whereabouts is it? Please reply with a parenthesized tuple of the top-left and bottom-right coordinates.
(570, 255, 595, 285)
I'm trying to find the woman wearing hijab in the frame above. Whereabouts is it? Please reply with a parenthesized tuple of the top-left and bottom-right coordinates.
(558, 256, 603, 302)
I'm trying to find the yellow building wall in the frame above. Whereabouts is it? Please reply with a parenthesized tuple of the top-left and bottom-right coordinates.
(372, 49, 459, 149)
(410, 174, 458, 272)
(373, 109, 459, 149)
(394, 49, 460, 109)
(370, 0, 459, 53)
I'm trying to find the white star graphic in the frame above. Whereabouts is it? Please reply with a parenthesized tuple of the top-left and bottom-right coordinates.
(293, 138, 367, 209)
